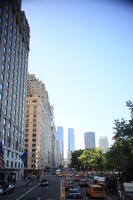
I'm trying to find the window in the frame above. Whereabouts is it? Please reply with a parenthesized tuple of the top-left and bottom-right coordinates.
(0, 92, 2, 100)
(25, 139, 28, 142)
(0, 83, 3, 90)
(7, 150, 10, 157)
(1, 73, 4, 80)
(3, 46, 6, 53)
(3, 118, 6, 125)
(32, 139, 36, 142)
(32, 144, 36, 147)
(5, 90, 8, 97)
(5, 99, 8, 106)
(11, 161, 13, 168)
(33, 129, 36, 132)
(6, 160, 9, 167)
(1, 64, 5, 71)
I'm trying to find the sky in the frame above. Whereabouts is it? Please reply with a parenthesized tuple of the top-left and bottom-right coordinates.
(22, 0, 133, 157)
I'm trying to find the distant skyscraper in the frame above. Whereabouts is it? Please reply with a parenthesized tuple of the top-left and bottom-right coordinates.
(56, 126, 64, 160)
(99, 136, 109, 153)
(68, 128, 75, 161)
(84, 132, 95, 149)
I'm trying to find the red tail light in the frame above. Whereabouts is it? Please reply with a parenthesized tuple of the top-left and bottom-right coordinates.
(91, 187, 95, 193)
(126, 197, 129, 200)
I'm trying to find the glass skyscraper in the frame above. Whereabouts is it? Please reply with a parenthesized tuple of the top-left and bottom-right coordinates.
(68, 128, 75, 161)
(68, 128, 75, 152)
(84, 132, 95, 149)
(56, 126, 64, 160)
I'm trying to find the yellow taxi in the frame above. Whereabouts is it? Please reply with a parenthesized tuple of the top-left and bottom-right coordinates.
(86, 184, 104, 199)
(73, 175, 80, 181)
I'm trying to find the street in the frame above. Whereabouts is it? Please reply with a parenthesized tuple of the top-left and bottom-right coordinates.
(0, 175, 118, 200)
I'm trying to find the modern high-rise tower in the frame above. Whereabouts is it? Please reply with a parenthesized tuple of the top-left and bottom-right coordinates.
(56, 126, 64, 161)
(68, 128, 75, 161)
(0, 0, 30, 180)
(84, 132, 95, 149)
(99, 136, 109, 153)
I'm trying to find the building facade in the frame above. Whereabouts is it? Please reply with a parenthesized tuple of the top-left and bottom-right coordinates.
(68, 128, 75, 161)
(0, 0, 30, 180)
(56, 126, 64, 162)
(84, 132, 95, 149)
(99, 136, 109, 153)
(25, 74, 55, 175)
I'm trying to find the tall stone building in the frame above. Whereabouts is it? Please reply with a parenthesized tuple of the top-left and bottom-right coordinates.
(0, 0, 30, 180)
(25, 74, 55, 175)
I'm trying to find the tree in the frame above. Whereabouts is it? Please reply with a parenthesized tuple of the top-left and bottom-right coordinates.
(78, 147, 106, 172)
(71, 149, 84, 169)
(107, 100, 133, 180)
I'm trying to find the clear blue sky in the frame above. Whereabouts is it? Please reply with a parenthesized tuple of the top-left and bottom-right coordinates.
(22, 0, 133, 154)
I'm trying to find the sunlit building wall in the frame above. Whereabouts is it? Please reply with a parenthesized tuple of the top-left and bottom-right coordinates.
(25, 74, 54, 173)
(0, 0, 30, 180)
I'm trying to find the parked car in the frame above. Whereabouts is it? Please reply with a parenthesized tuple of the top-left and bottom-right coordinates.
(68, 187, 82, 199)
(79, 178, 88, 187)
(117, 182, 133, 200)
(0, 181, 15, 195)
(86, 184, 104, 199)
(39, 178, 48, 186)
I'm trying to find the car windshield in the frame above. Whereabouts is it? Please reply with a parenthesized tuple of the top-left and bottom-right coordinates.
(70, 189, 79, 193)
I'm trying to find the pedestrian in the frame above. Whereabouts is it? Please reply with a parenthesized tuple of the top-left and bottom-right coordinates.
(12, 174, 16, 184)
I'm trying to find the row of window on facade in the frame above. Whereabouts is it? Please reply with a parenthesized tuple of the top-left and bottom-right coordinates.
(5, 160, 23, 168)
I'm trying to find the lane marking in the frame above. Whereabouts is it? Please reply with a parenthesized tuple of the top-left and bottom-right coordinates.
(16, 183, 40, 200)
(37, 197, 41, 200)
(104, 195, 112, 200)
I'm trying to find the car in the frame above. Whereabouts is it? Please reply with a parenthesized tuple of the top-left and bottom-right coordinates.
(0, 181, 15, 195)
(86, 184, 104, 199)
(39, 178, 48, 186)
(64, 180, 74, 190)
(68, 187, 82, 199)
(73, 175, 80, 181)
(0, 186, 3, 195)
(117, 182, 133, 200)
(98, 177, 105, 186)
(79, 178, 88, 187)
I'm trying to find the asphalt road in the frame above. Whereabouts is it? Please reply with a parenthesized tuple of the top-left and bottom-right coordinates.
(0, 175, 118, 200)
